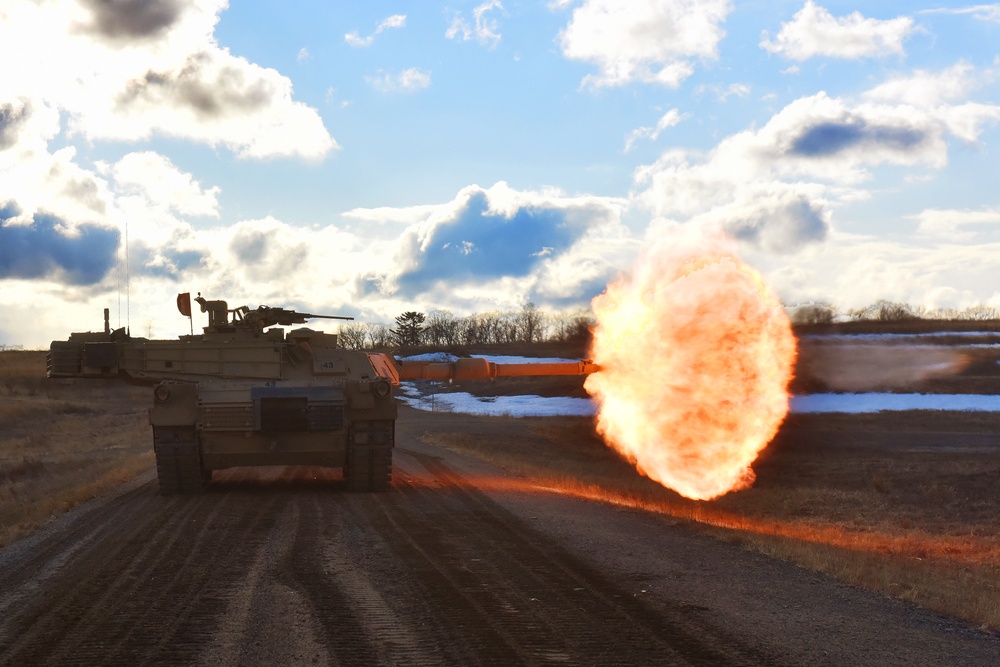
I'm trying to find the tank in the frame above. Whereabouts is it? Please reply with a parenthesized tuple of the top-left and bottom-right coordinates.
(47, 295, 598, 495)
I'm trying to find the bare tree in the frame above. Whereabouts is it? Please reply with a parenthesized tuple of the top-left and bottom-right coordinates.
(338, 322, 369, 349)
(789, 303, 837, 325)
(855, 300, 921, 321)
(366, 323, 393, 348)
(425, 309, 460, 345)
(959, 304, 1000, 320)
(515, 302, 545, 342)
(550, 310, 595, 341)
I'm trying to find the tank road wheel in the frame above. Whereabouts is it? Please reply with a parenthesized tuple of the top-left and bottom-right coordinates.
(153, 426, 209, 495)
(344, 420, 394, 492)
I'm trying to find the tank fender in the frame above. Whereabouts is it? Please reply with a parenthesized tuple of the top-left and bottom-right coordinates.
(149, 382, 199, 427)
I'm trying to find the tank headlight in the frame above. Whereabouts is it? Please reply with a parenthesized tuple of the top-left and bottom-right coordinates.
(373, 379, 391, 398)
(154, 384, 171, 402)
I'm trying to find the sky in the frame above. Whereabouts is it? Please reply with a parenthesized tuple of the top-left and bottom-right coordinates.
(2, 1, 1000, 347)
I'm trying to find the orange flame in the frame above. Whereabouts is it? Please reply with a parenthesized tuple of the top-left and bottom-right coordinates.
(585, 228, 797, 500)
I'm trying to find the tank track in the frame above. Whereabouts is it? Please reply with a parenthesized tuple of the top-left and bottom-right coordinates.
(153, 426, 210, 495)
(344, 420, 393, 492)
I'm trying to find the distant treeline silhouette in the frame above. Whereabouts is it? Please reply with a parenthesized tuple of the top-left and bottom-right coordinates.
(338, 303, 594, 349)
(790, 300, 1000, 324)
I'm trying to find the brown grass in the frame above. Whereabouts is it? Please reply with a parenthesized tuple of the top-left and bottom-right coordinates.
(420, 411, 1000, 631)
(0, 351, 152, 546)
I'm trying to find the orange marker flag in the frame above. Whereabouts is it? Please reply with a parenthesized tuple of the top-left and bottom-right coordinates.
(176, 292, 192, 317)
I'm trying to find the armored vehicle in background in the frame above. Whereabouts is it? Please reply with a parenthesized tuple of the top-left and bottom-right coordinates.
(47, 295, 597, 495)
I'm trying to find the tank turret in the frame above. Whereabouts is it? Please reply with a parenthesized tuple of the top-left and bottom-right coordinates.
(47, 295, 597, 495)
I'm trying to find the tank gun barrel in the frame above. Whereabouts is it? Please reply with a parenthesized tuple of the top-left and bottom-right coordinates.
(242, 306, 353, 329)
(368, 355, 600, 386)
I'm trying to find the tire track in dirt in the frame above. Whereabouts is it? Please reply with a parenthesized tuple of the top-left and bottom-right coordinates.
(0, 482, 154, 620)
(0, 455, 776, 666)
(356, 447, 774, 666)
(0, 477, 281, 665)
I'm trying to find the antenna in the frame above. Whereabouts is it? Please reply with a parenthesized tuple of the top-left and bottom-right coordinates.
(125, 217, 130, 334)
(116, 228, 121, 328)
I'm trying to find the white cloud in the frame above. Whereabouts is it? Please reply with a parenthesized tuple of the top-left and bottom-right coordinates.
(624, 108, 684, 152)
(347, 182, 633, 309)
(297, 47, 310, 63)
(446, 1, 505, 49)
(366, 68, 432, 93)
(0, 98, 113, 226)
(920, 5, 1000, 24)
(345, 14, 406, 47)
(864, 62, 983, 106)
(633, 79, 1000, 255)
(556, 0, 732, 89)
(912, 207, 1000, 240)
(760, 1, 915, 61)
(0, 0, 336, 160)
(744, 231, 1000, 313)
(105, 152, 220, 218)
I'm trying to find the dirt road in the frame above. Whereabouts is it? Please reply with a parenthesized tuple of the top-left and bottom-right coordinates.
(1, 408, 997, 666)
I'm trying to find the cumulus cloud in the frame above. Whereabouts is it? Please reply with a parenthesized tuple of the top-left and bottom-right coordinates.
(633, 76, 1000, 255)
(0, 204, 119, 285)
(787, 117, 928, 159)
(104, 151, 220, 218)
(350, 182, 632, 308)
(365, 68, 432, 93)
(693, 192, 828, 254)
(556, 0, 731, 88)
(132, 244, 205, 279)
(345, 14, 406, 47)
(760, 1, 915, 61)
(0, 0, 336, 160)
(0, 100, 31, 150)
(228, 218, 310, 281)
(77, 0, 184, 41)
(0, 99, 114, 224)
(446, 1, 505, 48)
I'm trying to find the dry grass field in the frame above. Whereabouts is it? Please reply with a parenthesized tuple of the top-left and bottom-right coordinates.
(0, 351, 150, 546)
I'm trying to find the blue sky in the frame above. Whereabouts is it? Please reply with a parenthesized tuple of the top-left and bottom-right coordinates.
(1, 1, 1000, 346)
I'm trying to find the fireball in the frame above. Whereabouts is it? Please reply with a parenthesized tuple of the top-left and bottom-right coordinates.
(585, 228, 797, 500)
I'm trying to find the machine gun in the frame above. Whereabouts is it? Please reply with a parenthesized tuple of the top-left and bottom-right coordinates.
(192, 294, 352, 333)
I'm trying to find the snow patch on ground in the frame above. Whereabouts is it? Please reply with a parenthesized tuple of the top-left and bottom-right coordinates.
(397, 353, 1000, 415)
(400, 387, 1000, 417)
(397, 386, 597, 417)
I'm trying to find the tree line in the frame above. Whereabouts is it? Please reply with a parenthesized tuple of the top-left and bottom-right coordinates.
(791, 300, 1000, 324)
(336, 298, 1000, 350)
(337, 303, 594, 350)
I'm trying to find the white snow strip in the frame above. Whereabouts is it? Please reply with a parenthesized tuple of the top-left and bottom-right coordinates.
(397, 389, 597, 417)
(400, 352, 461, 362)
(400, 385, 1000, 416)
(468, 354, 585, 364)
